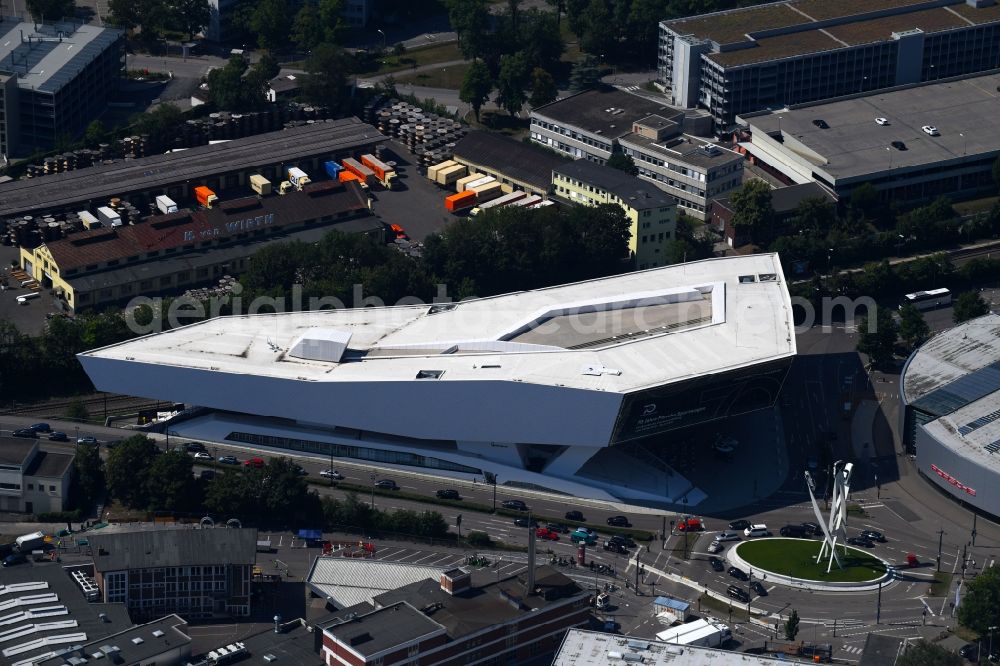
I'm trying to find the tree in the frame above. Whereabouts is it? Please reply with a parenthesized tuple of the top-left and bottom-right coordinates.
(66, 398, 89, 421)
(317, 0, 346, 44)
(565, 0, 589, 39)
(170, 0, 211, 40)
(447, 0, 491, 61)
(71, 443, 105, 511)
(792, 196, 836, 233)
(26, 0, 74, 21)
(518, 9, 564, 72)
(207, 55, 267, 111)
(953, 291, 990, 324)
(545, 0, 566, 27)
(896, 640, 963, 666)
(784, 609, 800, 641)
(495, 52, 529, 117)
(857, 307, 899, 368)
(730, 179, 774, 240)
(301, 44, 352, 113)
(146, 450, 199, 512)
(957, 565, 1000, 634)
(608, 152, 638, 176)
(528, 67, 557, 108)
(291, 2, 324, 52)
(568, 55, 601, 92)
(105, 435, 159, 509)
(109, 0, 168, 39)
(82, 120, 108, 149)
(250, 0, 291, 51)
(254, 51, 281, 81)
(579, 0, 613, 57)
(898, 303, 930, 351)
(460, 60, 493, 122)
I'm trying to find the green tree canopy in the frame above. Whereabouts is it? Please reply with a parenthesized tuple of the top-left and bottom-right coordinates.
(568, 55, 601, 92)
(291, 2, 324, 51)
(495, 52, 529, 116)
(207, 55, 267, 111)
(70, 443, 104, 511)
(170, 0, 212, 40)
(953, 291, 990, 324)
(105, 435, 160, 509)
(784, 609, 799, 641)
(898, 303, 930, 351)
(607, 152, 638, 176)
(26, 0, 75, 21)
(250, 0, 291, 51)
(460, 60, 493, 122)
(146, 450, 199, 512)
(857, 307, 899, 368)
(317, 0, 347, 44)
(528, 67, 557, 108)
(301, 44, 352, 114)
(958, 565, 1000, 634)
(730, 179, 774, 233)
(579, 0, 613, 57)
(446, 0, 491, 61)
(896, 640, 963, 666)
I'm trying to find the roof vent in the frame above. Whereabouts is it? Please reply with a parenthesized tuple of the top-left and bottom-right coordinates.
(612, 109, 625, 115)
(416, 370, 444, 379)
(758, 273, 777, 282)
(131, 637, 144, 645)
(738, 275, 757, 283)
(428, 303, 458, 315)
(152, 630, 164, 638)
(288, 328, 352, 363)
(263, 655, 278, 662)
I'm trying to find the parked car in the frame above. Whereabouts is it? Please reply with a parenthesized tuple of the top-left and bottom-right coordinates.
(728, 520, 751, 532)
(922, 125, 940, 136)
(607, 515, 631, 528)
(571, 528, 598, 544)
(780, 524, 810, 538)
(320, 469, 343, 479)
(77, 436, 97, 445)
(709, 556, 725, 572)
(751, 581, 768, 596)
(715, 531, 740, 542)
(293, 465, 309, 476)
(744, 524, 770, 538)
(243, 457, 265, 468)
(812, 119, 830, 129)
(800, 522, 820, 535)
(861, 530, 887, 543)
(375, 479, 399, 490)
(604, 540, 627, 554)
(546, 523, 570, 534)
(13, 428, 37, 438)
(514, 517, 538, 528)
(502, 499, 528, 511)
(677, 517, 703, 532)
(535, 527, 559, 540)
(185, 442, 207, 453)
(707, 541, 724, 554)
(564, 510, 585, 522)
(29, 423, 51, 433)
(218, 455, 239, 465)
(2, 553, 27, 567)
(47, 431, 68, 442)
(847, 536, 874, 548)
(728, 566, 749, 581)
(193, 452, 212, 460)
(436, 489, 461, 500)
(875, 117, 889, 126)
(727, 585, 750, 602)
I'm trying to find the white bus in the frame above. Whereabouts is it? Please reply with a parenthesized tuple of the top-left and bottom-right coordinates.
(901, 288, 952, 311)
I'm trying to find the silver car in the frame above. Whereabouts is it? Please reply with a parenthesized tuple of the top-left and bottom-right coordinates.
(707, 540, 724, 554)
(715, 530, 741, 542)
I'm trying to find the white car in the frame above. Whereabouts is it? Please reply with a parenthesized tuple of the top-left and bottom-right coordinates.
(922, 125, 939, 136)
(707, 540, 724, 554)
(320, 469, 344, 480)
(715, 530, 741, 542)
(193, 452, 212, 460)
(875, 117, 889, 126)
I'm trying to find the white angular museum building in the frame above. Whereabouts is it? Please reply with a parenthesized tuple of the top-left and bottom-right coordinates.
(79, 255, 796, 503)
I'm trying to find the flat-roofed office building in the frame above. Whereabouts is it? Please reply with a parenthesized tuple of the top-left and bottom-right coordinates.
(659, 0, 1000, 129)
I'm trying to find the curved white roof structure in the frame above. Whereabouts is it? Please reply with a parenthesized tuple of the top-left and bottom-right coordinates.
(81, 255, 794, 450)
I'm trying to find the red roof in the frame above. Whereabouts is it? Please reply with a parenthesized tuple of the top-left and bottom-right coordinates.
(45, 181, 369, 271)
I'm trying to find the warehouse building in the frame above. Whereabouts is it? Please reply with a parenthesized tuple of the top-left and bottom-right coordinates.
(0, 19, 123, 158)
(551, 159, 677, 269)
(901, 313, 1000, 518)
(0, 117, 384, 219)
(737, 72, 1000, 204)
(660, 0, 1000, 129)
(452, 131, 568, 198)
(89, 526, 258, 623)
(18, 180, 378, 312)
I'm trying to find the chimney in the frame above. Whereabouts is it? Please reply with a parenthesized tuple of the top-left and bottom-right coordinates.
(526, 527, 536, 594)
(439, 568, 471, 596)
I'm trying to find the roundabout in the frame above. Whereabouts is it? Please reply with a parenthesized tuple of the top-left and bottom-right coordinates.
(729, 538, 893, 591)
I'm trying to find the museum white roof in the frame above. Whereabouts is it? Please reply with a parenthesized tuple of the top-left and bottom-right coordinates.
(81, 255, 795, 394)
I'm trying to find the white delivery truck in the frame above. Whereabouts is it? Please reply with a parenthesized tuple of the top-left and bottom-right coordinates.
(656, 618, 731, 648)
(96, 206, 122, 227)
(287, 167, 311, 190)
(78, 210, 100, 229)
(15, 531, 45, 552)
(155, 195, 178, 215)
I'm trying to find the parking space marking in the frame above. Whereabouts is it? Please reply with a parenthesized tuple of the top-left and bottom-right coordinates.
(412, 553, 441, 563)
(374, 548, 404, 560)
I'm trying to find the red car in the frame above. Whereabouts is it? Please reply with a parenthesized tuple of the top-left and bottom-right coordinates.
(243, 457, 265, 468)
(676, 517, 703, 532)
(535, 527, 559, 541)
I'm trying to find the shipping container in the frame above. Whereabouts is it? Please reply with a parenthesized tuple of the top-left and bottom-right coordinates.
(456, 173, 484, 192)
(511, 194, 542, 208)
(462, 175, 495, 192)
(324, 161, 343, 179)
(436, 164, 467, 186)
(342, 157, 377, 187)
(656, 619, 731, 648)
(287, 167, 311, 189)
(360, 154, 397, 189)
(155, 195, 178, 215)
(470, 181, 502, 203)
(445, 190, 477, 213)
(79, 210, 100, 229)
(194, 186, 218, 208)
(470, 190, 527, 216)
(339, 170, 368, 188)
(528, 199, 555, 209)
(427, 160, 457, 182)
(250, 174, 272, 195)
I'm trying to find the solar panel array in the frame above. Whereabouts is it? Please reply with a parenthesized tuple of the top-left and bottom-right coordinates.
(911, 360, 1000, 418)
(958, 407, 1000, 436)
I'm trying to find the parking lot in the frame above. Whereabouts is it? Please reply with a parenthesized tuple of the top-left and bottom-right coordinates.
(0, 245, 65, 335)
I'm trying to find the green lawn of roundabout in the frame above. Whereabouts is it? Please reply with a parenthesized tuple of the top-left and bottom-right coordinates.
(735, 538, 887, 583)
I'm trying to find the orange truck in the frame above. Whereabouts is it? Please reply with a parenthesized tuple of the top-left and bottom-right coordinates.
(445, 190, 476, 213)
(339, 170, 365, 186)
(341, 158, 377, 188)
(360, 154, 397, 190)
(194, 185, 218, 208)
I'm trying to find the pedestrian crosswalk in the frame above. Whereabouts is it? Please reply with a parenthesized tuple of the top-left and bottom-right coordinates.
(842, 645, 864, 655)
(624, 85, 641, 92)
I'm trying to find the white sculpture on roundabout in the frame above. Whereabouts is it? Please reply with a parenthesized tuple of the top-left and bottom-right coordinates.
(804, 460, 854, 573)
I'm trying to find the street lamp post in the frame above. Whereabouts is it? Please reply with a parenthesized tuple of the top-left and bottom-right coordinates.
(972, 512, 978, 547)
(370, 473, 376, 509)
(329, 444, 334, 486)
(377, 29, 386, 52)
(990, 626, 997, 660)
(492, 473, 498, 513)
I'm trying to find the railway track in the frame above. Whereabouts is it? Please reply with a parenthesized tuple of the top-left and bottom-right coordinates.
(2, 393, 170, 419)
